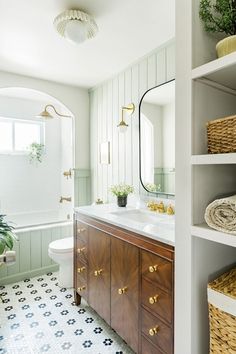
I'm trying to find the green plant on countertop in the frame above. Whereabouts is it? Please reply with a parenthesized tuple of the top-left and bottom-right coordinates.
(28, 142, 44, 164)
(110, 183, 134, 197)
(0, 214, 17, 255)
(199, 0, 236, 36)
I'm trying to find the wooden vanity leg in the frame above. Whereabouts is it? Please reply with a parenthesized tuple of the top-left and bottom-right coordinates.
(74, 290, 81, 305)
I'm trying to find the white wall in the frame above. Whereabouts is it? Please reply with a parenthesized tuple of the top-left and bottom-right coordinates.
(0, 95, 61, 215)
(90, 39, 175, 202)
(0, 71, 90, 168)
(162, 101, 175, 168)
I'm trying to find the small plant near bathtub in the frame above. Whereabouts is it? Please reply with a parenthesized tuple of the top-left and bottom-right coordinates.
(199, 0, 236, 57)
(0, 215, 17, 255)
(28, 142, 44, 164)
(110, 183, 134, 207)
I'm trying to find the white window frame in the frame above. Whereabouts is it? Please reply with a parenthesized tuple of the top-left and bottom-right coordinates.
(0, 117, 45, 155)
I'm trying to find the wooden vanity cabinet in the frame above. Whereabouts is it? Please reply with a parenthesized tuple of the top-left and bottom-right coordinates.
(74, 213, 174, 354)
(88, 228, 110, 324)
(111, 237, 139, 353)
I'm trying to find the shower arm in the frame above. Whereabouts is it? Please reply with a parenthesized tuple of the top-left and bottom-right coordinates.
(45, 104, 72, 118)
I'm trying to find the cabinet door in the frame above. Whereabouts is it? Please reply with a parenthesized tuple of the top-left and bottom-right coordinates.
(111, 237, 139, 353)
(88, 227, 111, 324)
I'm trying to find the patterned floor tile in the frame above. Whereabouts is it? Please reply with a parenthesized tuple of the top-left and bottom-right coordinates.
(0, 272, 134, 354)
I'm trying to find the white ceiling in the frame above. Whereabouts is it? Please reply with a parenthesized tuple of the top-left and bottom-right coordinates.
(0, 0, 175, 88)
(143, 80, 175, 106)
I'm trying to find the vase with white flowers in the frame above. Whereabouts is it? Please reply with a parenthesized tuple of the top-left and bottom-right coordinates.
(110, 184, 134, 207)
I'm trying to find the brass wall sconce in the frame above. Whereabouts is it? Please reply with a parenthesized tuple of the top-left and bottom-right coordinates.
(117, 103, 135, 133)
(37, 104, 72, 119)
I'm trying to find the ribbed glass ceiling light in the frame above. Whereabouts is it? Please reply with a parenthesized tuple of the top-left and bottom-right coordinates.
(54, 9, 98, 44)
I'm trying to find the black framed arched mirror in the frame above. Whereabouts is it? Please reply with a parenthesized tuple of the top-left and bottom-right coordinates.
(139, 79, 175, 196)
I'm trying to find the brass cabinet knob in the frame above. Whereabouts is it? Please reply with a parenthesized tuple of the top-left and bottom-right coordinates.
(149, 265, 159, 273)
(77, 247, 86, 254)
(77, 228, 86, 234)
(149, 295, 159, 305)
(77, 285, 86, 292)
(94, 269, 103, 276)
(77, 266, 85, 273)
(149, 326, 159, 336)
(118, 287, 127, 295)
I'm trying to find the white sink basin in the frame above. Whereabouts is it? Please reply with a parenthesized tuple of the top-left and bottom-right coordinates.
(110, 209, 174, 226)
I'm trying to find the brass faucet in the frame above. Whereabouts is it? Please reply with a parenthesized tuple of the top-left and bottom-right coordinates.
(147, 201, 165, 213)
(59, 196, 72, 203)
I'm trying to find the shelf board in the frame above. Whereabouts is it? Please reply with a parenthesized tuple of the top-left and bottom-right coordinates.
(191, 224, 236, 247)
(191, 153, 236, 165)
(192, 52, 236, 91)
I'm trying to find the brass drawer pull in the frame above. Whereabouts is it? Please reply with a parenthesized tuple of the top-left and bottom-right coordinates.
(94, 269, 103, 276)
(149, 295, 159, 304)
(149, 326, 159, 336)
(149, 265, 159, 273)
(118, 287, 127, 295)
(77, 266, 85, 273)
(77, 228, 86, 234)
(77, 247, 86, 254)
(77, 286, 86, 292)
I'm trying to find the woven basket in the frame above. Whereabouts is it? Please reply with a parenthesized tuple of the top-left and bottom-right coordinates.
(207, 115, 236, 154)
(208, 268, 236, 353)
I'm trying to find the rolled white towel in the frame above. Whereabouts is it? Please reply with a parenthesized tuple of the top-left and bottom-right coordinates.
(205, 195, 236, 235)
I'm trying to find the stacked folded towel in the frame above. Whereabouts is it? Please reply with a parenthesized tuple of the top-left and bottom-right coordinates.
(205, 195, 236, 235)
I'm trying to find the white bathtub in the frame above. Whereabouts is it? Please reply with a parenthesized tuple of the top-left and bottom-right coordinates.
(5, 210, 72, 230)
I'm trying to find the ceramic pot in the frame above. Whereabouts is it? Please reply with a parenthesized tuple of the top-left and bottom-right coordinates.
(216, 35, 236, 58)
(117, 195, 127, 207)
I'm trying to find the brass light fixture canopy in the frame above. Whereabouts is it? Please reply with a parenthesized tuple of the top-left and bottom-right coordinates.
(117, 103, 135, 133)
(37, 104, 72, 119)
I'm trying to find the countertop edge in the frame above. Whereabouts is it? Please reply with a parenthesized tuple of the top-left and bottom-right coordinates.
(74, 206, 175, 247)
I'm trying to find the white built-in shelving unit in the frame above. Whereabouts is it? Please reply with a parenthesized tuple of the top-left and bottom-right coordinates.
(176, 1, 236, 354)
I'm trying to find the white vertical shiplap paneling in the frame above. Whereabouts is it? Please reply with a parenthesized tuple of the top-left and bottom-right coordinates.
(156, 49, 166, 85)
(112, 77, 119, 189)
(118, 73, 125, 183)
(124, 68, 132, 186)
(131, 63, 140, 193)
(89, 39, 175, 202)
(166, 42, 175, 81)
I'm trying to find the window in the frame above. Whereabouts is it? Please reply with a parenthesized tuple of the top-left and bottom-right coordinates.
(0, 118, 44, 153)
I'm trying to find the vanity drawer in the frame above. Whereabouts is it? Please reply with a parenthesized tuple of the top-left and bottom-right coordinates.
(142, 308, 172, 354)
(141, 250, 172, 291)
(141, 278, 172, 324)
(141, 335, 165, 354)
(76, 221, 88, 244)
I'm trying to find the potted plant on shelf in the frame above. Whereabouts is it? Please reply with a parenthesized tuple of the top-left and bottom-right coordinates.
(0, 215, 17, 255)
(110, 184, 134, 207)
(199, 0, 236, 58)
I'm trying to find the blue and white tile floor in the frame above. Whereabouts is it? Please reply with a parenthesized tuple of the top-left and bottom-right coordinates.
(0, 272, 134, 354)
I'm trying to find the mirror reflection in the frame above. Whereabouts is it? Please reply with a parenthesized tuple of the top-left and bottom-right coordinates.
(140, 80, 175, 195)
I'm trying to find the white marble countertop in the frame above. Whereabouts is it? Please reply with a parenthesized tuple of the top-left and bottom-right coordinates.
(74, 203, 175, 247)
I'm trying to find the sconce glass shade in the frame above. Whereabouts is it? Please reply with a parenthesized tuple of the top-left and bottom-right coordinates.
(117, 121, 129, 133)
